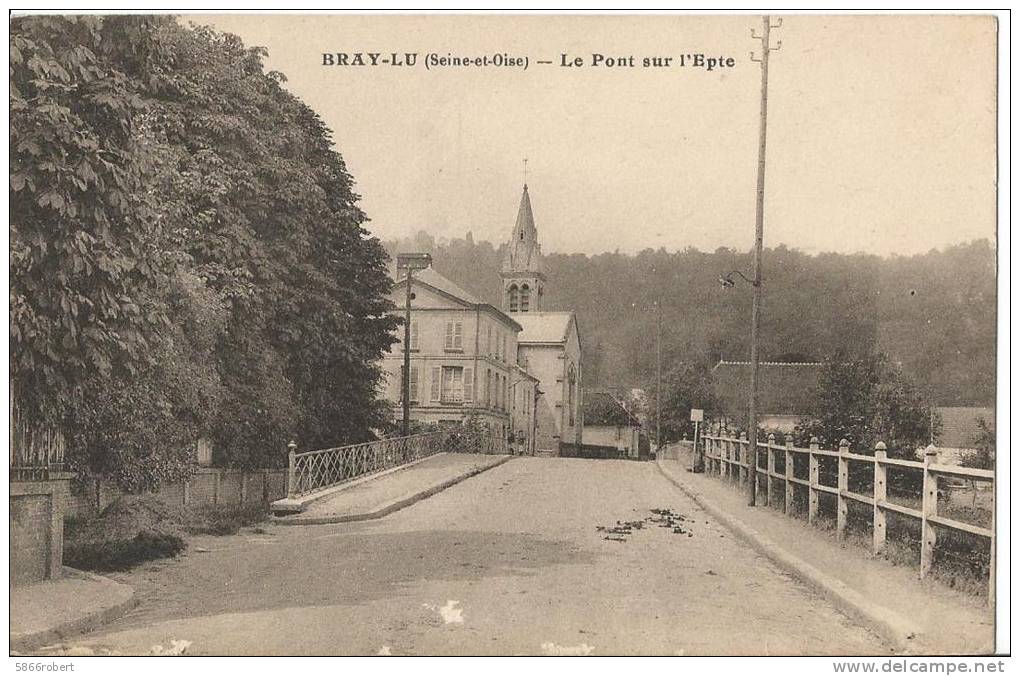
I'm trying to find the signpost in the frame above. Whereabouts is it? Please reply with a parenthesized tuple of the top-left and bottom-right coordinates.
(691, 408, 705, 472)
(396, 253, 432, 437)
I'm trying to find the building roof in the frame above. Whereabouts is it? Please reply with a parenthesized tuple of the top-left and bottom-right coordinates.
(514, 311, 574, 344)
(583, 390, 639, 427)
(712, 360, 823, 419)
(406, 266, 483, 304)
(935, 406, 994, 449)
(392, 265, 521, 331)
(502, 184, 544, 276)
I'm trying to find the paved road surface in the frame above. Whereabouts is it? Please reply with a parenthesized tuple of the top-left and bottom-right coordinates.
(65, 458, 887, 655)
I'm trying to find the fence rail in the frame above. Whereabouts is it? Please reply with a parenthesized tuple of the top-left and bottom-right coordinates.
(287, 429, 509, 498)
(702, 433, 995, 605)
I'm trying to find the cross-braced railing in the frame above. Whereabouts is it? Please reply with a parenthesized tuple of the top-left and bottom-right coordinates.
(287, 428, 509, 499)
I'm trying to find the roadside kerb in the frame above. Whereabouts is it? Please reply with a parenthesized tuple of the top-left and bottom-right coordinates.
(655, 456, 922, 653)
(271, 451, 442, 515)
(272, 455, 512, 525)
(10, 568, 138, 653)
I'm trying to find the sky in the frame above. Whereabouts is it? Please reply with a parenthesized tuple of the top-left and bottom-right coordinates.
(190, 14, 997, 257)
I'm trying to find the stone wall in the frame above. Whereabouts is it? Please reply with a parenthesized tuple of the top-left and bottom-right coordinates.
(65, 468, 289, 520)
(10, 478, 69, 585)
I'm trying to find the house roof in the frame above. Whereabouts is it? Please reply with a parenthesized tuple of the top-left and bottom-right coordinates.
(514, 311, 574, 344)
(391, 266, 521, 331)
(406, 266, 483, 304)
(936, 406, 994, 449)
(583, 390, 639, 427)
(712, 360, 823, 419)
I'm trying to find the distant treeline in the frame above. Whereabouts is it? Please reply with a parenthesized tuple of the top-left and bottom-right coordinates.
(384, 232, 995, 406)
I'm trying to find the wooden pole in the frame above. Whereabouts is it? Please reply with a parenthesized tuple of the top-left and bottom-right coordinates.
(402, 268, 414, 437)
(746, 14, 776, 507)
(837, 438, 850, 541)
(873, 441, 888, 555)
(808, 436, 820, 525)
(920, 444, 938, 578)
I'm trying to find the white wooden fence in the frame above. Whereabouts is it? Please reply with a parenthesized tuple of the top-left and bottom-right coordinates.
(702, 433, 994, 604)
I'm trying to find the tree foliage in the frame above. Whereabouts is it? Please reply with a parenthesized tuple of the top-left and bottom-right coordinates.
(795, 350, 940, 456)
(384, 233, 995, 408)
(10, 17, 398, 488)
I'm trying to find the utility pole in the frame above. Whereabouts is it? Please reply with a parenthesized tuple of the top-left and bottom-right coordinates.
(397, 253, 432, 437)
(656, 300, 662, 452)
(746, 15, 781, 506)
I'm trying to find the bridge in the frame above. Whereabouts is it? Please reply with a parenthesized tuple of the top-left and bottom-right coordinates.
(43, 433, 993, 656)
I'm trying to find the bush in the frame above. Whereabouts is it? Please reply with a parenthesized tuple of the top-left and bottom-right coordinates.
(64, 531, 186, 572)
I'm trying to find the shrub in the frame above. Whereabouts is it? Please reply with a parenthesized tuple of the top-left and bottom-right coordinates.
(64, 532, 186, 572)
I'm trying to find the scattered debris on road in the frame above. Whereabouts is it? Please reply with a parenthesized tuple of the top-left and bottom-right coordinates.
(595, 508, 695, 542)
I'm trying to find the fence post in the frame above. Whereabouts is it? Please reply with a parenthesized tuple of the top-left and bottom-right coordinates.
(808, 436, 820, 525)
(784, 434, 794, 515)
(873, 441, 887, 555)
(739, 431, 748, 485)
(837, 438, 850, 542)
(920, 444, 938, 579)
(287, 440, 297, 500)
(722, 437, 730, 479)
(766, 433, 776, 507)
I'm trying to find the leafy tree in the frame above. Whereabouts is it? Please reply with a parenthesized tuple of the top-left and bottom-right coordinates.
(11, 17, 400, 485)
(649, 362, 718, 443)
(10, 16, 172, 421)
(796, 350, 939, 456)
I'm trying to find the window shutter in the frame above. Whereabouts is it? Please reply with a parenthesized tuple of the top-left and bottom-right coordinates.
(409, 366, 419, 402)
(454, 322, 463, 349)
(430, 367, 441, 402)
(411, 321, 420, 350)
(444, 322, 453, 350)
(463, 368, 474, 403)
(487, 326, 492, 355)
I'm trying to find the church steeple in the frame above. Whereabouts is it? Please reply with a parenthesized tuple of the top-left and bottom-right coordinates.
(502, 184, 545, 313)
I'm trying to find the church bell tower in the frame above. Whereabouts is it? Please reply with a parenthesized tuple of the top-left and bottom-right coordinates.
(501, 184, 546, 313)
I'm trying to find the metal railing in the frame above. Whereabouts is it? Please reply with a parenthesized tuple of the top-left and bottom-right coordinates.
(286, 429, 509, 499)
(9, 397, 66, 481)
(702, 433, 995, 605)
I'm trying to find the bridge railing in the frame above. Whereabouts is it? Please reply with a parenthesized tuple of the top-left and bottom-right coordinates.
(287, 428, 508, 499)
(702, 433, 995, 605)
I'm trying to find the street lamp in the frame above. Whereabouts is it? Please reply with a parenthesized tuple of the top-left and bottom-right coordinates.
(396, 253, 432, 437)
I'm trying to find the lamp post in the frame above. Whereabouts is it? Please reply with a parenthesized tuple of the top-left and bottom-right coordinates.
(396, 253, 432, 437)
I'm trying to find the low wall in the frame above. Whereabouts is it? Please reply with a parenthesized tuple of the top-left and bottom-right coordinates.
(10, 477, 71, 585)
(65, 468, 289, 520)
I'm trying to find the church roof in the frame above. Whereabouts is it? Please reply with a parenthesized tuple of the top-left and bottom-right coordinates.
(515, 311, 574, 344)
(502, 184, 544, 275)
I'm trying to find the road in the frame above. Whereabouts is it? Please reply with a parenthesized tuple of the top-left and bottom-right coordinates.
(66, 458, 886, 655)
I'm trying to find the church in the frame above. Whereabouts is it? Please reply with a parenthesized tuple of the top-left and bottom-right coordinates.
(501, 185, 583, 454)
(381, 183, 583, 456)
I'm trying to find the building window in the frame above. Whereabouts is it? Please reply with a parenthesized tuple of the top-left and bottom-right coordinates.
(520, 284, 530, 312)
(444, 321, 463, 351)
(410, 321, 420, 351)
(508, 285, 519, 312)
(408, 365, 419, 402)
(439, 366, 470, 404)
(485, 369, 492, 408)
